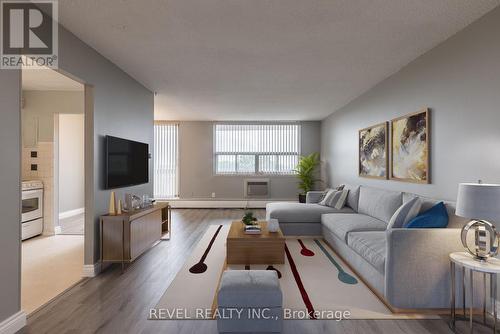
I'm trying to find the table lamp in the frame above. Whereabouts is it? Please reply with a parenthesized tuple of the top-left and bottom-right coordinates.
(456, 182, 500, 261)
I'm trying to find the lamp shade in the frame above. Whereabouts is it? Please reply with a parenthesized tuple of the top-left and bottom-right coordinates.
(456, 183, 500, 222)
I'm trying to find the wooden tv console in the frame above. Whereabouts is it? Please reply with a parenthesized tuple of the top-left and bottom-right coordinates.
(100, 202, 171, 271)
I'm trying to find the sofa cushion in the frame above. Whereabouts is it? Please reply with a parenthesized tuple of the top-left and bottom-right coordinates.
(266, 202, 354, 223)
(321, 213, 387, 242)
(344, 184, 360, 212)
(318, 188, 335, 206)
(403, 193, 467, 228)
(306, 191, 326, 204)
(357, 186, 402, 223)
(347, 232, 387, 274)
(316, 185, 345, 204)
(404, 202, 449, 228)
(387, 197, 422, 229)
(319, 189, 349, 209)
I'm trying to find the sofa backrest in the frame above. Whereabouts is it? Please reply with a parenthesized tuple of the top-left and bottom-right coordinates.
(343, 184, 360, 212)
(402, 193, 467, 228)
(358, 186, 403, 223)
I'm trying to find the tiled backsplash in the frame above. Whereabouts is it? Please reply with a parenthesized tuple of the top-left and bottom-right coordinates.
(22, 141, 55, 235)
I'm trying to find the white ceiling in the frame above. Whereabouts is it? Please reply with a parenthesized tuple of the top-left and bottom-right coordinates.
(22, 68, 84, 91)
(57, 0, 499, 120)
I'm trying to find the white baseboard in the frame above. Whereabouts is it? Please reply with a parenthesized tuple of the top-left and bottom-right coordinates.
(167, 199, 296, 209)
(59, 207, 84, 220)
(54, 225, 62, 234)
(0, 311, 26, 334)
(82, 263, 101, 277)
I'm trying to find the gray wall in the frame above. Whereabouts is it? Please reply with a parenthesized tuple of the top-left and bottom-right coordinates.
(321, 6, 500, 201)
(57, 25, 154, 264)
(0, 23, 153, 325)
(0, 70, 21, 323)
(178, 121, 321, 200)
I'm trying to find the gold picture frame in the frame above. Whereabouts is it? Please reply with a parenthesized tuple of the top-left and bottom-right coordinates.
(359, 122, 388, 179)
(390, 109, 430, 184)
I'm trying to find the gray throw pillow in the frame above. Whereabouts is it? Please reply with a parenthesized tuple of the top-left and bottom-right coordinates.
(319, 189, 350, 209)
(317, 184, 345, 204)
(318, 188, 333, 205)
(387, 197, 422, 229)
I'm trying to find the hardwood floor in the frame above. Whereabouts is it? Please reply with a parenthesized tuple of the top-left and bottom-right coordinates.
(22, 209, 465, 333)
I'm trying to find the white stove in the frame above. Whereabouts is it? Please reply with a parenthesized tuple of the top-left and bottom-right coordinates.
(22, 180, 43, 191)
(21, 180, 44, 240)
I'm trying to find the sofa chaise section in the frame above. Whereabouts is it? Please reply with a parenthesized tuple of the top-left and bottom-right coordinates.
(265, 184, 360, 235)
(266, 202, 353, 235)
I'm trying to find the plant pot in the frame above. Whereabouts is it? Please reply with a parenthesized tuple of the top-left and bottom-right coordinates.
(298, 194, 306, 203)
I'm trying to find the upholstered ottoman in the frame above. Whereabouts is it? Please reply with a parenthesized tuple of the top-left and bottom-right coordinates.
(217, 270, 283, 333)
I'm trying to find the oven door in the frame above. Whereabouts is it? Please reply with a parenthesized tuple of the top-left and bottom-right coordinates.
(22, 189, 43, 222)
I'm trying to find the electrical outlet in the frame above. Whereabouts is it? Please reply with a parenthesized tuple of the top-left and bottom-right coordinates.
(211, 192, 216, 198)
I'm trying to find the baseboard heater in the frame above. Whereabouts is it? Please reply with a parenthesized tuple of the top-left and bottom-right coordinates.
(169, 200, 271, 209)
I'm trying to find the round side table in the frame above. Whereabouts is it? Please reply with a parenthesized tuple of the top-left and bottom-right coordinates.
(450, 252, 500, 333)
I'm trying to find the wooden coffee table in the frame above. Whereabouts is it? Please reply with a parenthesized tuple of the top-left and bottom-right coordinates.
(226, 221, 285, 265)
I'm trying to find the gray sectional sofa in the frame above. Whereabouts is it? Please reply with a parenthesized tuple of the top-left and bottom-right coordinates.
(266, 184, 482, 310)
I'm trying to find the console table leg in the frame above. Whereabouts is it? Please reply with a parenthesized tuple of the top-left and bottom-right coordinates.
(168, 205, 172, 239)
(493, 273, 497, 334)
(122, 220, 125, 274)
(485, 273, 487, 324)
(451, 261, 456, 328)
(470, 269, 474, 334)
(464, 266, 467, 318)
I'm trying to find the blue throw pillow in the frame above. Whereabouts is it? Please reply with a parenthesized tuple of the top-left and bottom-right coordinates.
(404, 202, 449, 228)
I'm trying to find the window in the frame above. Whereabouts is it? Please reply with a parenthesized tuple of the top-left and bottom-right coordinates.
(214, 123, 300, 175)
(154, 122, 179, 198)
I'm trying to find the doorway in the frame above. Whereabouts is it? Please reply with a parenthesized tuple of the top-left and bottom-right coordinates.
(55, 114, 85, 235)
(20, 67, 85, 314)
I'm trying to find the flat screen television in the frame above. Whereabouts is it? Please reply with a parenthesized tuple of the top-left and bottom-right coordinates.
(105, 135, 149, 189)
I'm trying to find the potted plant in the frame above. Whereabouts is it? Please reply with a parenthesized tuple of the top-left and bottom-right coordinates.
(242, 211, 258, 225)
(294, 152, 320, 203)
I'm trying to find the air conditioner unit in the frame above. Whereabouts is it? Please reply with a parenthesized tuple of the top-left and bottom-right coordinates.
(244, 179, 269, 198)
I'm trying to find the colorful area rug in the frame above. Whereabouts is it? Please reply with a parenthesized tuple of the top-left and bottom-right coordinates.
(154, 225, 438, 320)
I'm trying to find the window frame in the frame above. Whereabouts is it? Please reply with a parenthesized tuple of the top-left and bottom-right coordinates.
(213, 123, 301, 176)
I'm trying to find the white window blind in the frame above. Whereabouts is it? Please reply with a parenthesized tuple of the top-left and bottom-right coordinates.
(154, 122, 179, 198)
(214, 123, 300, 175)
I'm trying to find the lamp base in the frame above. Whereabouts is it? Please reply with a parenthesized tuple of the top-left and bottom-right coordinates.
(461, 219, 499, 262)
(471, 254, 488, 262)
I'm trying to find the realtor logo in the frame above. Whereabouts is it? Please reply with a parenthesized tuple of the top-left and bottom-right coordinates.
(1, 0, 58, 69)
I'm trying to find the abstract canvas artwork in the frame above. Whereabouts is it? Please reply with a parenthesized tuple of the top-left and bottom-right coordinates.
(390, 109, 430, 183)
(359, 122, 388, 179)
